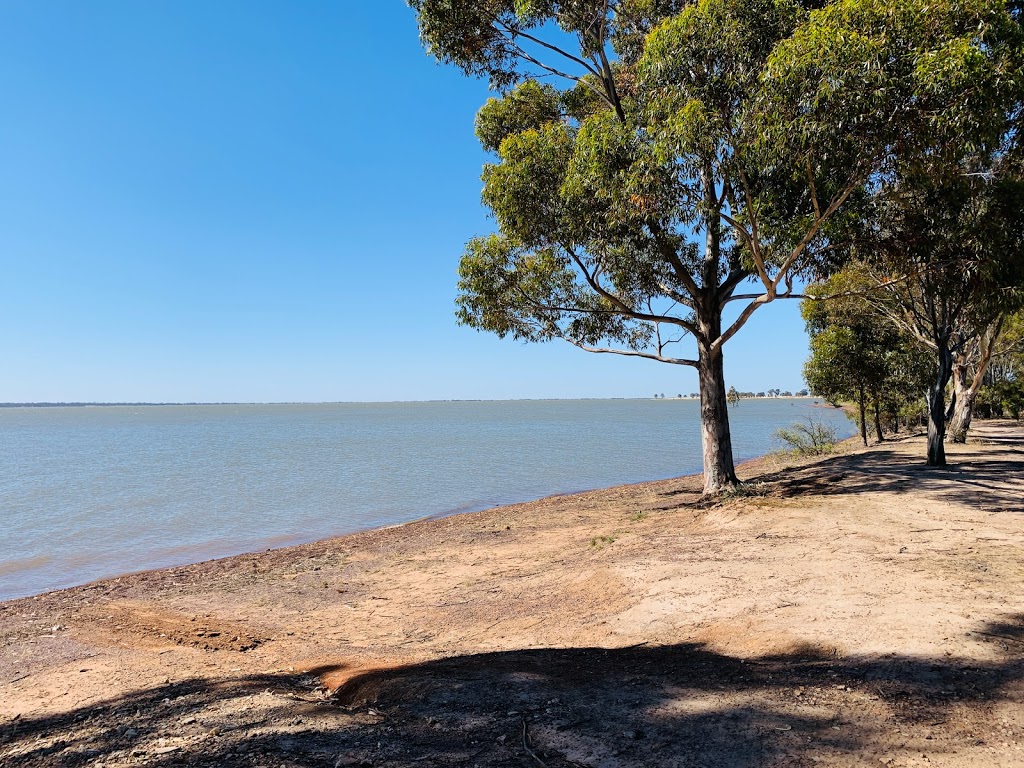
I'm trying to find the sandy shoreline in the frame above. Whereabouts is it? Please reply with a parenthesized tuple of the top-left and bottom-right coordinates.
(1, 422, 1022, 767)
(0, 438, 812, 605)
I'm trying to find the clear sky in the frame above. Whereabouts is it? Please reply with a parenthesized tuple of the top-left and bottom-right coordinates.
(0, 1, 812, 403)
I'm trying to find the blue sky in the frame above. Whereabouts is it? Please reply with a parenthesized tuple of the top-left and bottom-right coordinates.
(0, 1, 812, 403)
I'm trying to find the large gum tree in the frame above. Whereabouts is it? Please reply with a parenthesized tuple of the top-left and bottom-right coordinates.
(409, 0, 1021, 493)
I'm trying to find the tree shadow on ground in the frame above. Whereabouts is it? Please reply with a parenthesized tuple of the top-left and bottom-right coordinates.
(2, 616, 1021, 768)
(744, 436, 1024, 515)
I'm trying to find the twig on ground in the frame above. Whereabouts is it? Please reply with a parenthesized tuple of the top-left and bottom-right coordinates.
(977, 631, 1020, 643)
(619, 640, 650, 649)
(522, 718, 547, 767)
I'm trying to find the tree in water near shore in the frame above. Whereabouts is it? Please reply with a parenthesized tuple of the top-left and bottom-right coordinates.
(409, 0, 1022, 491)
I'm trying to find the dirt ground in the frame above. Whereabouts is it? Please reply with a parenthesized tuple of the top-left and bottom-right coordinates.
(1, 421, 1022, 768)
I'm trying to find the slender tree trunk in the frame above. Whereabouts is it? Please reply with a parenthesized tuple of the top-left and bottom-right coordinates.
(926, 343, 954, 466)
(697, 348, 739, 495)
(873, 397, 883, 443)
(858, 384, 867, 447)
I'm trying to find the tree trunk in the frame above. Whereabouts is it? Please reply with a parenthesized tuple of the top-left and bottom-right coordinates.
(948, 389, 977, 443)
(945, 388, 957, 422)
(858, 384, 867, 447)
(947, 363, 972, 444)
(873, 397, 883, 443)
(948, 318, 1003, 444)
(926, 344, 954, 466)
(697, 348, 739, 495)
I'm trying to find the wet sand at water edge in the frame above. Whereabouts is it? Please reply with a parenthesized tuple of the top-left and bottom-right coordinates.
(1, 421, 1022, 767)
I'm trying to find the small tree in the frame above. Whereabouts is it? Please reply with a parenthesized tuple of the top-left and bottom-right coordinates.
(803, 272, 932, 445)
(776, 418, 839, 456)
(727, 386, 741, 407)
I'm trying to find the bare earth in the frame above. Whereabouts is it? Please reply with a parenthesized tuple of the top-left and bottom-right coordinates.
(1, 421, 1022, 768)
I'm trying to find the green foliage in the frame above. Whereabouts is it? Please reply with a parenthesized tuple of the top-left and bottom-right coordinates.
(410, 0, 1024, 484)
(802, 267, 933, 445)
(761, 0, 1024, 173)
(865, 176, 1024, 332)
(774, 418, 839, 455)
(802, 270, 932, 411)
(475, 80, 562, 154)
(977, 311, 1024, 419)
(978, 379, 1024, 420)
(408, 0, 1024, 363)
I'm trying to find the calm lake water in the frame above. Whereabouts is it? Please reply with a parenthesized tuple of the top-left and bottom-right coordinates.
(0, 399, 852, 601)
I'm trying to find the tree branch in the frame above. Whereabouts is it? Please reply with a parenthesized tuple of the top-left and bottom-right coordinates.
(514, 279, 696, 334)
(594, 15, 626, 123)
(566, 246, 699, 333)
(648, 222, 702, 300)
(724, 291, 808, 303)
(771, 180, 861, 292)
(805, 157, 821, 221)
(497, 21, 602, 78)
(733, 165, 770, 288)
(710, 295, 768, 355)
(562, 337, 698, 366)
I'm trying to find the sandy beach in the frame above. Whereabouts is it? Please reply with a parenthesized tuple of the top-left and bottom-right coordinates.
(1, 422, 1022, 767)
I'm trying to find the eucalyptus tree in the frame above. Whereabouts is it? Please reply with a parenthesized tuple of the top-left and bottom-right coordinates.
(803, 272, 932, 445)
(977, 312, 1024, 418)
(947, 316, 1007, 443)
(947, 156, 1024, 443)
(410, 0, 1021, 492)
(852, 173, 1024, 464)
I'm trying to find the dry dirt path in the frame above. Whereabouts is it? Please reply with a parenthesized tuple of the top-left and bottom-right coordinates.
(1, 422, 1022, 767)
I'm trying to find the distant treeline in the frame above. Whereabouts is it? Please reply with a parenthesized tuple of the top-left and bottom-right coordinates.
(657, 390, 810, 400)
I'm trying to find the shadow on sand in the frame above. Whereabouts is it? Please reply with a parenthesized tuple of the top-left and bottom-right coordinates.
(748, 432, 1024, 515)
(2, 616, 1021, 767)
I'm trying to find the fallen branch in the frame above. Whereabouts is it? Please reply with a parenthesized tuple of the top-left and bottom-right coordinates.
(976, 631, 1021, 643)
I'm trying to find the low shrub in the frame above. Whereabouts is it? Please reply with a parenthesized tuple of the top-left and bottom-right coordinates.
(775, 418, 839, 456)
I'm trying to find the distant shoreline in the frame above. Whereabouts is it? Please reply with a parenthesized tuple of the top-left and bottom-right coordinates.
(0, 395, 819, 408)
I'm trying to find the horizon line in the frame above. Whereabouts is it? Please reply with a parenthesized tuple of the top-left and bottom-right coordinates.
(0, 394, 817, 408)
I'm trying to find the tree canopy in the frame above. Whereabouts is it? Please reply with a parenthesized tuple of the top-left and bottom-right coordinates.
(836, 171, 1024, 463)
(410, 0, 1024, 489)
(803, 271, 932, 445)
